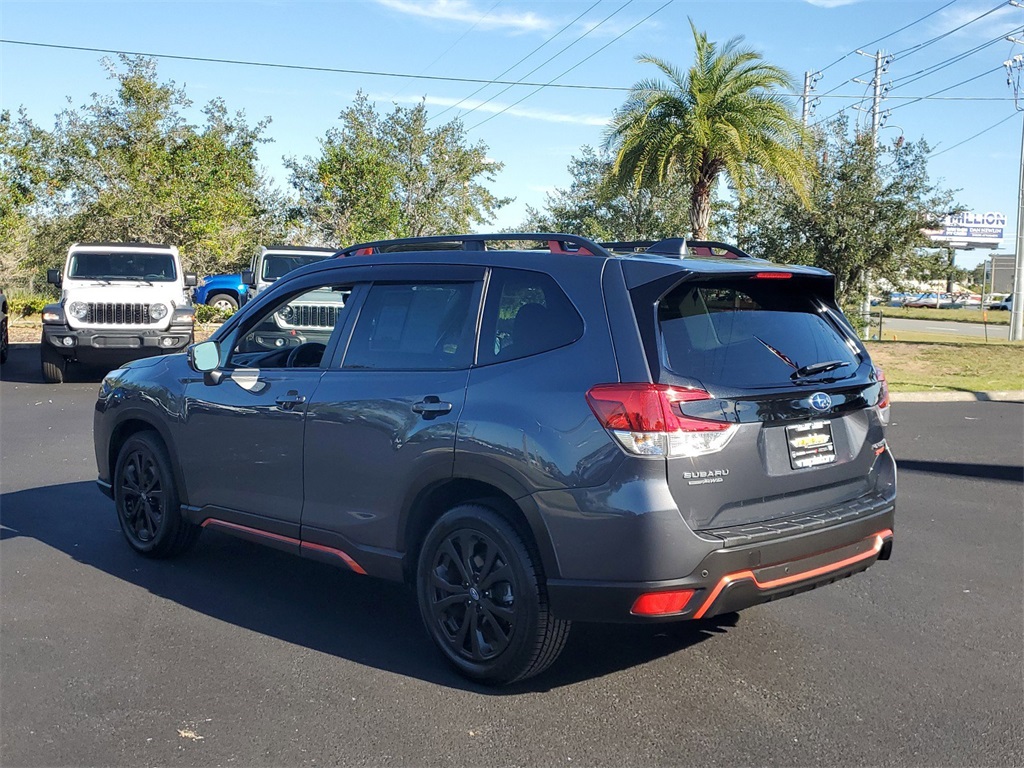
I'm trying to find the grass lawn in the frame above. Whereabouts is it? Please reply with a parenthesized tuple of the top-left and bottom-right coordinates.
(877, 305, 1010, 325)
(867, 341, 1024, 393)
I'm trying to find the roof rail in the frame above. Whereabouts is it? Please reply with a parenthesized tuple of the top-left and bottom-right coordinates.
(599, 239, 754, 259)
(338, 233, 608, 257)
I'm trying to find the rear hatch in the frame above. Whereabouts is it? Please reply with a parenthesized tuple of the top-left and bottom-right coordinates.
(622, 261, 889, 534)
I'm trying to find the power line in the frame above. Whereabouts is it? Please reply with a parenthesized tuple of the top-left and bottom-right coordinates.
(891, 0, 1011, 57)
(929, 111, 1020, 156)
(454, 0, 638, 125)
(429, 0, 605, 123)
(889, 63, 1005, 111)
(889, 27, 1020, 89)
(0, 38, 631, 93)
(817, 0, 961, 73)
(466, 0, 673, 131)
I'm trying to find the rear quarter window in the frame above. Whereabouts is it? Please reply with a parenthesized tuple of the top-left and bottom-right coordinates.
(479, 268, 583, 364)
(657, 279, 861, 388)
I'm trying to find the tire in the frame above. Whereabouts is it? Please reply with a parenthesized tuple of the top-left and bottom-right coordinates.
(0, 316, 8, 364)
(113, 431, 200, 558)
(416, 505, 570, 685)
(208, 293, 238, 312)
(40, 342, 66, 384)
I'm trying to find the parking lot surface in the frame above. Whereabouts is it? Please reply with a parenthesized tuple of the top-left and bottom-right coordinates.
(2, 343, 1022, 767)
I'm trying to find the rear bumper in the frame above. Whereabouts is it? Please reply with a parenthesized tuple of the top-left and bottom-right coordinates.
(546, 505, 894, 622)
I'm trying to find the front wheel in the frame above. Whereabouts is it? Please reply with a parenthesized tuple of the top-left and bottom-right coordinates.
(207, 293, 238, 312)
(416, 505, 570, 685)
(40, 342, 66, 383)
(113, 432, 200, 558)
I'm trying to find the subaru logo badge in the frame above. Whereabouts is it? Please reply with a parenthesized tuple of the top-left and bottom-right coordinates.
(809, 392, 832, 412)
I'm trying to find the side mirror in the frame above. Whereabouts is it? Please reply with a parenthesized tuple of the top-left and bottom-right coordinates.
(189, 340, 223, 385)
(184, 273, 198, 288)
(47, 269, 61, 286)
(241, 270, 255, 287)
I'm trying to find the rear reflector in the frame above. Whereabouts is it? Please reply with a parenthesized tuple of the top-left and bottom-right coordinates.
(586, 384, 736, 457)
(631, 589, 695, 616)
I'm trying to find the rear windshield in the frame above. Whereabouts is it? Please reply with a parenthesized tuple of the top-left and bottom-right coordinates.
(68, 251, 177, 282)
(657, 279, 861, 388)
(261, 253, 331, 281)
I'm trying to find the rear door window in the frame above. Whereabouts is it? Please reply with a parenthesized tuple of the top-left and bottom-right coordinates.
(657, 279, 861, 388)
(343, 282, 478, 370)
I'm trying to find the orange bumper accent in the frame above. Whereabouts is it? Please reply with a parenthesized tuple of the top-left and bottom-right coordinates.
(692, 528, 894, 620)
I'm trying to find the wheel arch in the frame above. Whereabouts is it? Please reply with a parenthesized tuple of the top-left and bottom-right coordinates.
(108, 411, 190, 505)
(401, 477, 559, 585)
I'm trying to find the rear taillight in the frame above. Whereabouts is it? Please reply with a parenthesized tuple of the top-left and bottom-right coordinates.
(874, 365, 890, 409)
(874, 365, 891, 425)
(586, 383, 737, 458)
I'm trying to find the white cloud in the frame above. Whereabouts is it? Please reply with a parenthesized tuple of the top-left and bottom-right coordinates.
(931, 3, 1022, 41)
(374, 93, 609, 127)
(373, 0, 551, 33)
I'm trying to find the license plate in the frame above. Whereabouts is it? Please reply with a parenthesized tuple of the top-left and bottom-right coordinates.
(786, 420, 836, 469)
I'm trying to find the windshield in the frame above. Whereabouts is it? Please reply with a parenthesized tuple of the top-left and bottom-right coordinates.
(68, 251, 177, 282)
(261, 253, 332, 281)
(657, 279, 861, 388)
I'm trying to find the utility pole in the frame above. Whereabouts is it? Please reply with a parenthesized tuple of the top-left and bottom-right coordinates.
(801, 71, 822, 126)
(854, 50, 892, 337)
(1005, 50, 1024, 341)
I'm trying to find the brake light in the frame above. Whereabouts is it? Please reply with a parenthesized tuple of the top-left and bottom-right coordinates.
(586, 384, 736, 457)
(754, 272, 792, 279)
(874, 365, 890, 409)
(631, 589, 695, 616)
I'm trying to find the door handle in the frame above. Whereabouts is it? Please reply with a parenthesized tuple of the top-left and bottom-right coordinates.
(275, 391, 307, 410)
(412, 396, 453, 419)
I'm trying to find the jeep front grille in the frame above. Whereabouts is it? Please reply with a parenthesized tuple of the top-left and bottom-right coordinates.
(286, 305, 340, 328)
(86, 302, 152, 325)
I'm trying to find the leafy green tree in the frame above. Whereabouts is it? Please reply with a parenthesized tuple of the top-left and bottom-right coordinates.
(286, 92, 509, 245)
(740, 117, 957, 310)
(0, 108, 51, 284)
(44, 55, 281, 275)
(605, 21, 810, 239)
(520, 145, 692, 241)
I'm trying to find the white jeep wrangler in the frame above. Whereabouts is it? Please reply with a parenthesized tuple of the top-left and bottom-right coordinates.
(41, 242, 197, 383)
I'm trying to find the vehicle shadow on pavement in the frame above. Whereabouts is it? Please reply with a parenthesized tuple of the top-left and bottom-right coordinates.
(0, 481, 735, 693)
(898, 459, 1024, 483)
(0, 343, 108, 384)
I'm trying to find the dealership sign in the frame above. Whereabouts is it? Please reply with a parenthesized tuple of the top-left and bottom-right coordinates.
(925, 211, 1006, 250)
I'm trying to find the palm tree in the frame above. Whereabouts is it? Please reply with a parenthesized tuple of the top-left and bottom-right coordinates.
(605, 21, 810, 240)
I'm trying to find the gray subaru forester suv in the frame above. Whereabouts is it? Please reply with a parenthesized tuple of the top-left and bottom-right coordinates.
(93, 234, 895, 684)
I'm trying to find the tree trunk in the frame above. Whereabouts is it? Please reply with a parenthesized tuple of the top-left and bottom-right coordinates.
(690, 177, 713, 239)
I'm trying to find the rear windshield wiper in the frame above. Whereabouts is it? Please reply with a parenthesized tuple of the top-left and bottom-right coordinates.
(791, 360, 851, 379)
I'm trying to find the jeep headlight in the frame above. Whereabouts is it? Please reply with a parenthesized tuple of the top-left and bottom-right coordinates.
(150, 303, 168, 321)
(68, 301, 88, 320)
(277, 306, 294, 323)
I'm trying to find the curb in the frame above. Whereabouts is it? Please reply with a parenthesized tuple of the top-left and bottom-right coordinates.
(890, 390, 1023, 403)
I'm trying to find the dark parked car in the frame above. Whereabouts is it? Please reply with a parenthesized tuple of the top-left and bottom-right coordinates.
(93, 234, 896, 684)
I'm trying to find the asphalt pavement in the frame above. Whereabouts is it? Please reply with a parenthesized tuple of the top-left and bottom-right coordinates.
(877, 316, 1010, 340)
(1, 342, 1022, 767)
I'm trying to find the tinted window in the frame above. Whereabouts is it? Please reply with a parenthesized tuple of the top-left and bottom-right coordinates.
(261, 252, 332, 281)
(480, 269, 583, 363)
(657, 279, 861, 387)
(69, 252, 177, 282)
(343, 282, 476, 370)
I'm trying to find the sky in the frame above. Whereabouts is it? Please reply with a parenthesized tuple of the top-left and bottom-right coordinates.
(2, 0, 1022, 270)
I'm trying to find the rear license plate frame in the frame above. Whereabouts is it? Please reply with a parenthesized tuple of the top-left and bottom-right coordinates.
(786, 420, 837, 470)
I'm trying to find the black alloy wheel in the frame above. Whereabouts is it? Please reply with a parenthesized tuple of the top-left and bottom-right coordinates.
(417, 505, 570, 685)
(114, 432, 200, 558)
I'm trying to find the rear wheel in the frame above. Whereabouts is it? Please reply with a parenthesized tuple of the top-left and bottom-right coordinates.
(416, 505, 570, 685)
(40, 342, 66, 383)
(114, 431, 200, 558)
